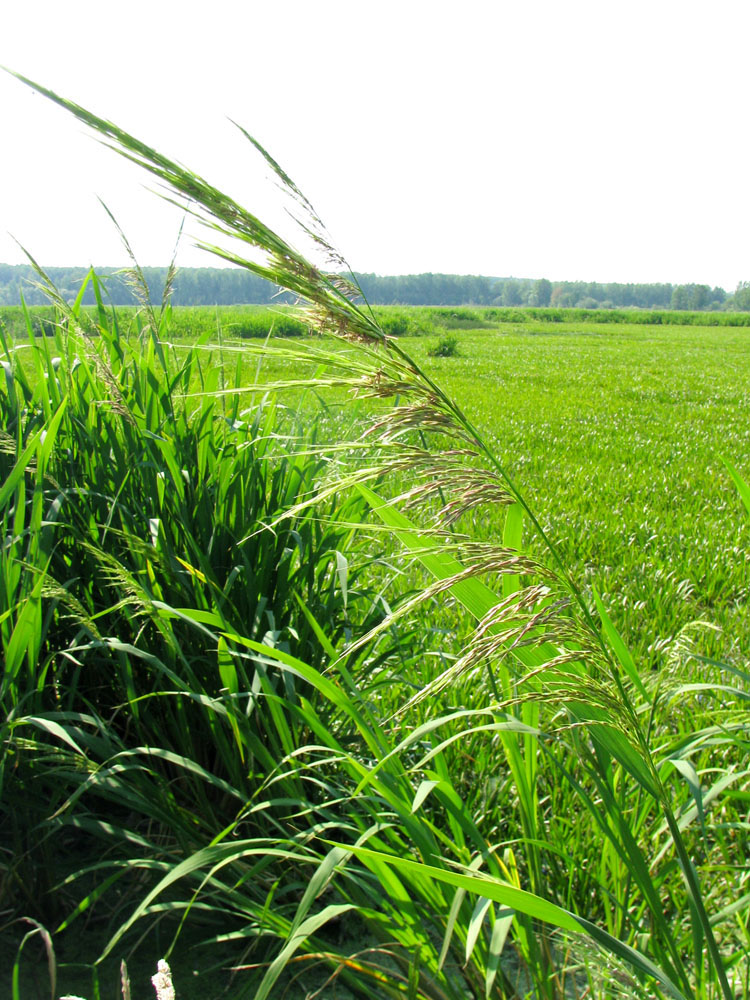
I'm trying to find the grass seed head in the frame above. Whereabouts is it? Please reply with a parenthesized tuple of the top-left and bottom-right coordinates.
(151, 959, 175, 1000)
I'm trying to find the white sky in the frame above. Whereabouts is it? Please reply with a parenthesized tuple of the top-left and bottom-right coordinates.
(0, 0, 748, 289)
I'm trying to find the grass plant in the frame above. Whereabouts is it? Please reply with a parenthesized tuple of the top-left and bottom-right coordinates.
(427, 334, 460, 358)
(3, 70, 750, 1000)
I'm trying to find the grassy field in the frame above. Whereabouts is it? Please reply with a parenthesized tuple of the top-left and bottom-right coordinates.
(124, 306, 750, 664)
(8, 303, 745, 663)
(3, 297, 749, 1000)
(3, 301, 750, 344)
(405, 320, 750, 663)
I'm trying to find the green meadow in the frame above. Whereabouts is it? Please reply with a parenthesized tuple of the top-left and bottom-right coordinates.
(8, 302, 745, 666)
(3, 77, 750, 1000)
(405, 319, 750, 661)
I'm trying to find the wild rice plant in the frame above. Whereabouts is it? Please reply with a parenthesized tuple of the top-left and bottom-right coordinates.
(5, 71, 750, 1000)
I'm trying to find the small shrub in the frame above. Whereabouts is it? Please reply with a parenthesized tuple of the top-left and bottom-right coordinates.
(426, 307, 485, 329)
(427, 333, 459, 357)
(375, 310, 416, 336)
(231, 311, 307, 338)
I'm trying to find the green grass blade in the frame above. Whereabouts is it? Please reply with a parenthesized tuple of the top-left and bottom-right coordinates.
(344, 845, 689, 1000)
(593, 588, 648, 700)
(723, 458, 750, 517)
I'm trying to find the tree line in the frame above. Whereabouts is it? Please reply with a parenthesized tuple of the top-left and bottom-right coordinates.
(0, 263, 747, 310)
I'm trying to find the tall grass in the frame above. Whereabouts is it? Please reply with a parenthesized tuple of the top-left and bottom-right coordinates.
(3, 71, 750, 1000)
(0, 273, 411, 995)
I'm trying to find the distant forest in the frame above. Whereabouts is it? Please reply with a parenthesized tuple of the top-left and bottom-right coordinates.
(1, 263, 749, 311)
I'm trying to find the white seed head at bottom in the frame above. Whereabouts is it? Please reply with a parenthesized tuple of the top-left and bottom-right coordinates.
(151, 959, 175, 1000)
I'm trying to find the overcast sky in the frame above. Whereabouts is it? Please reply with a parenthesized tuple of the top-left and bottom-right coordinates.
(1, 1, 748, 289)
